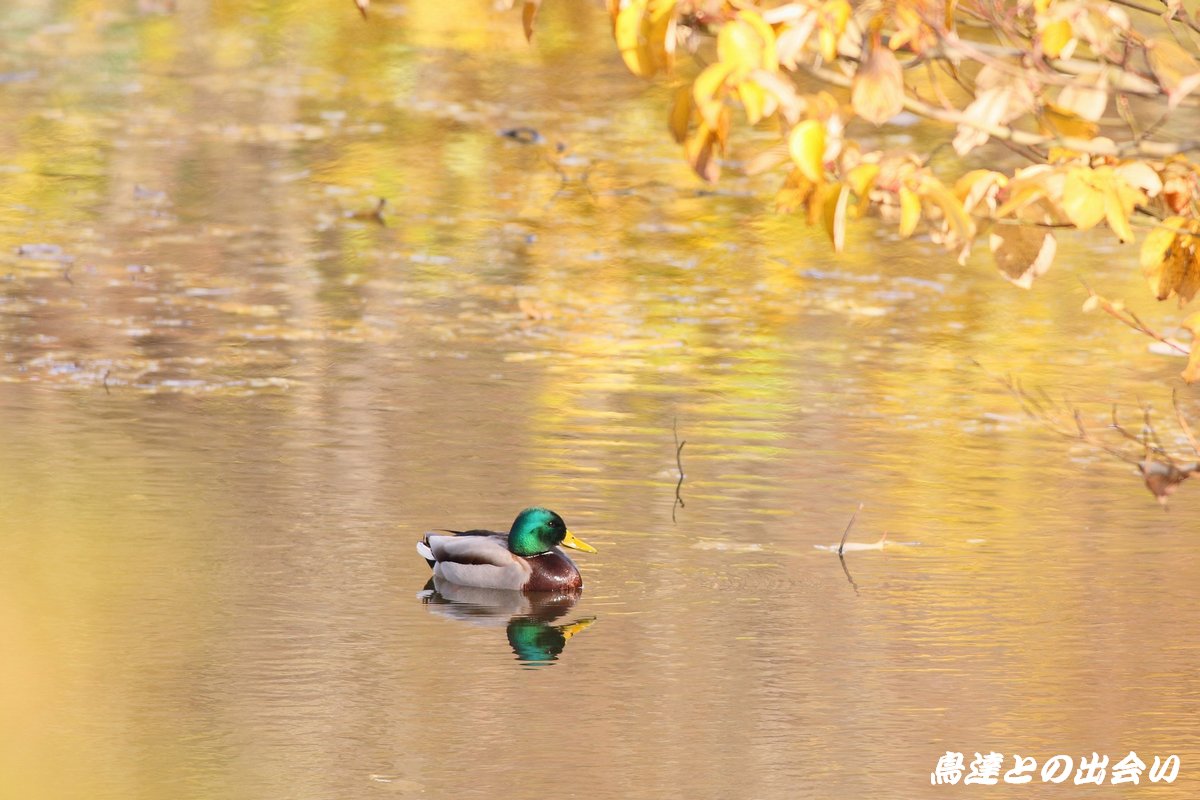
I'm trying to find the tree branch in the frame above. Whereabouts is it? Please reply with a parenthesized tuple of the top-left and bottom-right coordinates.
(787, 58, 1200, 159)
(1081, 282, 1192, 357)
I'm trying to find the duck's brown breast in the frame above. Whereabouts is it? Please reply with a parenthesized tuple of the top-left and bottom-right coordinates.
(522, 550, 583, 592)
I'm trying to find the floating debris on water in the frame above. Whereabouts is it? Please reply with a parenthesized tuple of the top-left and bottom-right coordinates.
(692, 539, 763, 553)
(814, 538, 920, 553)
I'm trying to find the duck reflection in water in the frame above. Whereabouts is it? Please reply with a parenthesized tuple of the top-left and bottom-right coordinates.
(418, 576, 596, 665)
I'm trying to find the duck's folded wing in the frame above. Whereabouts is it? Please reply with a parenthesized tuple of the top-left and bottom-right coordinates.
(426, 532, 513, 567)
(426, 532, 530, 590)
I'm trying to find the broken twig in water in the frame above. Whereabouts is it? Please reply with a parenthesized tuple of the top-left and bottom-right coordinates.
(350, 197, 387, 225)
(839, 552, 860, 596)
(838, 503, 864, 557)
(672, 418, 686, 523)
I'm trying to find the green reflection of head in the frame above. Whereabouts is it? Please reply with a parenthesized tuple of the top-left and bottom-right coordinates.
(506, 616, 595, 664)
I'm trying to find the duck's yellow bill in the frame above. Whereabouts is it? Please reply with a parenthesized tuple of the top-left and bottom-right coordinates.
(561, 530, 597, 553)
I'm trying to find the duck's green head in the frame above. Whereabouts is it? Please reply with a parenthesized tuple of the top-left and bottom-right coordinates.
(508, 507, 597, 557)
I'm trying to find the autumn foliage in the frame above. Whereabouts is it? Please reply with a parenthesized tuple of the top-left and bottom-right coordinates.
(515, 0, 1200, 381)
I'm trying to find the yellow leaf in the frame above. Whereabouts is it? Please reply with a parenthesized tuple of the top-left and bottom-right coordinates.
(1178, 239, 1200, 303)
(685, 124, 720, 183)
(846, 162, 878, 218)
(1061, 167, 1106, 230)
(522, 0, 539, 41)
(1040, 103, 1100, 140)
(646, 0, 676, 73)
(817, 28, 837, 63)
(955, 169, 1007, 214)
(1101, 174, 1135, 243)
(693, 61, 735, 129)
(716, 11, 776, 82)
(846, 163, 880, 198)
(1096, 166, 1147, 242)
(776, 14, 818, 69)
(852, 45, 905, 126)
(823, 182, 850, 251)
(744, 10, 782, 71)
(1140, 217, 1187, 296)
(1057, 77, 1108, 122)
(1041, 19, 1073, 59)
(740, 9, 778, 72)
(921, 178, 974, 244)
(994, 182, 1049, 220)
(812, 90, 841, 119)
(898, 185, 921, 237)
(788, 120, 825, 183)
(668, 83, 693, 144)
(1181, 312, 1200, 383)
(713, 105, 731, 148)
(1142, 218, 1200, 303)
(738, 81, 767, 125)
(1183, 351, 1200, 384)
(776, 168, 816, 213)
(817, 0, 850, 62)
(954, 168, 1005, 198)
(710, 9, 777, 77)
(990, 226, 1056, 289)
(1159, 248, 1188, 303)
(1114, 162, 1162, 198)
(616, 0, 654, 78)
(1148, 38, 1200, 109)
(718, 20, 760, 80)
(952, 85, 1019, 156)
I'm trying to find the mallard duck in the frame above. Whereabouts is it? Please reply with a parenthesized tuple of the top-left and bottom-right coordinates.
(416, 507, 596, 592)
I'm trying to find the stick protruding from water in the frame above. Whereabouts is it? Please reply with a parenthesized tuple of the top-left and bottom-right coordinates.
(838, 503, 864, 557)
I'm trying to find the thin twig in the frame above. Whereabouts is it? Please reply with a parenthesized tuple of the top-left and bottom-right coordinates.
(837, 502, 864, 557)
(672, 418, 686, 523)
(1157, 0, 1200, 36)
(839, 554, 860, 596)
(1110, 0, 1172, 17)
(1110, 404, 1171, 460)
(787, 55, 1200, 159)
(976, 359, 1200, 504)
(1143, 402, 1168, 460)
(1075, 408, 1143, 465)
(976, 358, 1143, 464)
(1081, 281, 1192, 356)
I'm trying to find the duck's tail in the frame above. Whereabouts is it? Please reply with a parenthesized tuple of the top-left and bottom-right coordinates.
(416, 538, 435, 568)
